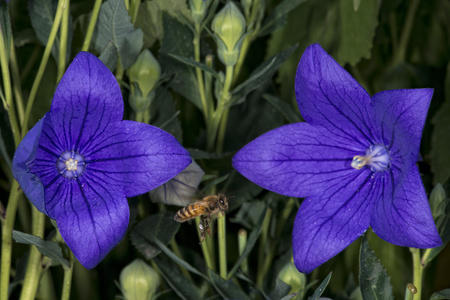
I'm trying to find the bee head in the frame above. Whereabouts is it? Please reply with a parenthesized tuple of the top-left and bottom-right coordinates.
(217, 194, 229, 210)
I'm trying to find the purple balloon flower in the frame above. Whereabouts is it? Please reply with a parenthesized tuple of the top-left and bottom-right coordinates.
(232, 44, 442, 273)
(12, 52, 191, 269)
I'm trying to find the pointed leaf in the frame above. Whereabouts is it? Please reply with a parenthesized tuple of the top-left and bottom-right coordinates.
(93, 0, 143, 69)
(430, 289, 450, 300)
(308, 272, 332, 300)
(0, 3, 12, 61)
(208, 269, 251, 300)
(150, 86, 183, 142)
(359, 236, 394, 300)
(263, 94, 302, 124)
(269, 278, 292, 300)
(230, 45, 297, 106)
(258, 0, 308, 37)
(153, 256, 202, 300)
(12, 231, 69, 268)
(168, 53, 219, 79)
(130, 213, 180, 259)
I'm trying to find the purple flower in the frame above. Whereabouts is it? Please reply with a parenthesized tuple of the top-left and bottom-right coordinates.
(232, 44, 442, 273)
(12, 52, 191, 269)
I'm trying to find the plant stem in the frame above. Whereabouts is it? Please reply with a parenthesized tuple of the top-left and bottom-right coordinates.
(0, 180, 22, 300)
(21, 0, 66, 136)
(9, 40, 25, 125)
(256, 208, 272, 287)
(217, 214, 227, 278)
(195, 217, 215, 272)
(237, 229, 248, 275)
(193, 22, 210, 121)
(129, 0, 140, 24)
(170, 239, 194, 281)
(57, 0, 70, 82)
(81, 0, 102, 52)
(19, 206, 46, 300)
(0, 20, 21, 147)
(394, 0, 420, 64)
(61, 253, 74, 300)
(410, 248, 423, 300)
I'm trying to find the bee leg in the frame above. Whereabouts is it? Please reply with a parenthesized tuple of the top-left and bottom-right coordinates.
(205, 215, 212, 236)
(199, 216, 208, 244)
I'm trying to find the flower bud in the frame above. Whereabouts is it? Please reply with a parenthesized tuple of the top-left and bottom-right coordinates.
(278, 261, 306, 295)
(128, 49, 161, 100)
(212, 2, 246, 66)
(189, 0, 211, 23)
(241, 0, 252, 18)
(120, 259, 160, 300)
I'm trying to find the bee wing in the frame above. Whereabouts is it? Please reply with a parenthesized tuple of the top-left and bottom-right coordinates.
(149, 161, 204, 206)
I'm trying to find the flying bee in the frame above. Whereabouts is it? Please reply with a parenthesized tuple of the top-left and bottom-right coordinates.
(174, 194, 229, 243)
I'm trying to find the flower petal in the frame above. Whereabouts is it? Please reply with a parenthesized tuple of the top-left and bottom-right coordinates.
(293, 167, 381, 273)
(49, 52, 124, 153)
(295, 44, 377, 147)
(83, 121, 192, 197)
(12, 115, 47, 214)
(53, 176, 129, 269)
(372, 89, 433, 164)
(370, 164, 442, 248)
(232, 122, 363, 198)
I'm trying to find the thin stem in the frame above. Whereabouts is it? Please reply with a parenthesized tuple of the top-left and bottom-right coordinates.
(215, 108, 229, 153)
(129, 0, 140, 24)
(81, 0, 102, 52)
(410, 248, 423, 300)
(195, 217, 215, 272)
(193, 22, 210, 120)
(57, 0, 70, 82)
(237, 229, 248, 275)
(256, 208, 272, 287)
(61, 253, 74, 300)
(9, 39, 25, 125)
(19, 207, 46, 300)
(21, 0, 66, 136)
(394, 0, 420, 64)
(217, 214, 227, 278)
(0, 181, 22, 300)
(0, 21, 21, 146)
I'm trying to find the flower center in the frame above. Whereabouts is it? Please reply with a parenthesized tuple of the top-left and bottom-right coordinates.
(351, 145, 390, 172)
(57, 151, 86, 178)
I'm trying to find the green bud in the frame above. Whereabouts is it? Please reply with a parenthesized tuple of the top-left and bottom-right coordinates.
(278, 261, 306, 295)
(120, 259, 160, 300)
(128, 49, 161, 100)
(241, 0, 252, 18)
(189, 0, 211, 23)
(212, 2, 246, 66)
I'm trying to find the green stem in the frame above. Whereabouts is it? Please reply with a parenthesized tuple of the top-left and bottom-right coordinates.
(217, 214, 227, 278)
(61, 253, 74, 300)
(57, 0, 70, 82)
(195, 217, 215, 272)
(19, 207, 46, 300)
(215, 108, 229, 153)
(256, 208, 272, 287)
(394, 0, 420, 64)
(170, 239, 193, 281)
(405, 283, 416, 300)
(21, 0, 66, 137)
(410, 248, 423, 300)
(237, 229, 248, 275)
(81, 0, 102, 52)
(193, 22, 210, 120)
(0, 181, 22, 300)
(9, 39, 25, 125)
(0, 21, 21, 147)
(129, 0, 140, 24)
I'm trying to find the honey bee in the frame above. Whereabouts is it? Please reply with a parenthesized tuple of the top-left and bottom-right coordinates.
(174, 194, 229, 243)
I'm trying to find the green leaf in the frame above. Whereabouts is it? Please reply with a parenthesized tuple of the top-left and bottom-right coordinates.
(430, 183, 446, 219)
(263, 94, 302, 124)
(230, 45, 297, 106)
(187, 148, 232, 160)
(431, 62, 450, 184)
(153, 237, 210, 281)
(208, 269, 251, 300)
(359, 236, 393, 300)
(430, 289, 450, 300)
(12, 231, 69, 268)
(168, 53, 219, 79)
(28, 0, 73, 63)
(308, 272, 332, 300)
(258, 0, 308, 37)
(129, 212, 180, 259)
(228, 204, 267, 278)
(230, 200, 266, 229)
(159, 13, 201, 110)
(93, 0, 143, 69)
(200, 173, 229, 193)
(336, 0, 379, 66)
(151, 86, 183, 142)
(153, 256, 203, 300)
(0, 2, 12, 61)
(98, 41, 118, 72)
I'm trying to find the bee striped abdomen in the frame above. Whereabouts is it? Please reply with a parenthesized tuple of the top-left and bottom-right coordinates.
(174, 204, 206, 222)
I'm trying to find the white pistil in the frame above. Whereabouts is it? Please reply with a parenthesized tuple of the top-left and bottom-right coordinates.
(351, 145, 391, 172)
(65, 158, 78, 171)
